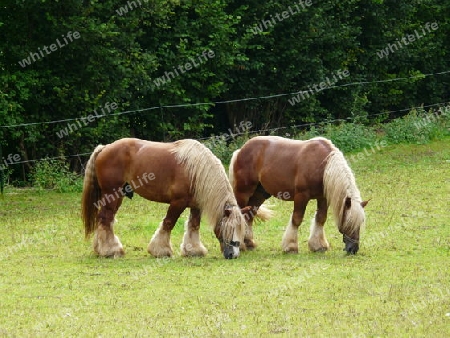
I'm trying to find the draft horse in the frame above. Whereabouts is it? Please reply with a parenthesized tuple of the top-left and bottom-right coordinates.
(81, 138, 247, 259)
(229, 136, 368, 254)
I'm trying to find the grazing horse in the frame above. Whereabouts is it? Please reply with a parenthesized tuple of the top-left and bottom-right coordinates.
(81, 138, 247, 259)
(229, 136, 368, 254)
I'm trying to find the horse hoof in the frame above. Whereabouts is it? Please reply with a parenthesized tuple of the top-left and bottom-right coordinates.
(109, 250, 125, 258)
(244, 239, 257, 250)
(180, 244, 208, 257)
(99, 250, 125, 258)
(148, 246, 173, 258)
(308, 240, 330, 253)
(283, 248, 299, 254)
(151, 252, 173, 258)
(95, 246, 125, 258)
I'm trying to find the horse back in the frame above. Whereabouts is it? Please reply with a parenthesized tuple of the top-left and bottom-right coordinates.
(236, 136, 335, 198)
(94, 138, 190, 203)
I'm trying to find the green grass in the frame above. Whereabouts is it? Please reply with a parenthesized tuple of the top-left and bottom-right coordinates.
(1, 138, 449, 337)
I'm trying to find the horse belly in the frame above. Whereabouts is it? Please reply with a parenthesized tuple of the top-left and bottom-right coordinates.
(128, 148, 190, 204)
(259, 175, 296, 201)
(132, 181, 172, 204)
(258, 150, 308, 201)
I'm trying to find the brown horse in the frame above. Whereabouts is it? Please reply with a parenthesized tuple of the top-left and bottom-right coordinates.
(81, 138, 247, 259)
(229, 136, 368, 254)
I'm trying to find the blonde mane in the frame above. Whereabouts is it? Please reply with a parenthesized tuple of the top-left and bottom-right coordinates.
(171, 139, 245, 241)
(323, 145, 365, 235)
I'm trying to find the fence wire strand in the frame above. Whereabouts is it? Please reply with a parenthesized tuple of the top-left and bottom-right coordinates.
(1, 69, 449, 129)
(2, 100, 449, 167)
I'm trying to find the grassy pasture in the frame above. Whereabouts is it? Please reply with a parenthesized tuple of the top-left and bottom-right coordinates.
(0, 138, 449, 337)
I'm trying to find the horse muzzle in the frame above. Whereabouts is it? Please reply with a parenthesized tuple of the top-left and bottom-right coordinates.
(343, 234, 359, 255)
(223, 240, 240, 259)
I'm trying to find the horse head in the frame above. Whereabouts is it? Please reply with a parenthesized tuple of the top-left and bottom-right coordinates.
(218, 204, 248, 259)
(340, 198, 369, 254)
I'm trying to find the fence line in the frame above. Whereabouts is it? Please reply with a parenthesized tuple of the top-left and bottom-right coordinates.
(1, 69, 449, 129)
(2, 100, 449, 168)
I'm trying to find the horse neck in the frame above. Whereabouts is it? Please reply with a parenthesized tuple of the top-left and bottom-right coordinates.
(173, 140, 236, 228)
(201, 191, 237, 227)
(323, 150, 362, 230)
(192, 164, 235, 227)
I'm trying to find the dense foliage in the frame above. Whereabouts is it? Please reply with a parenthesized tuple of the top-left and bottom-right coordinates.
(1, 0, 449, 183)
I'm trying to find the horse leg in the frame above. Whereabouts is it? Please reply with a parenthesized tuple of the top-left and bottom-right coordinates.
(308, 197, 330, 252)
(94, 196, 125, 258)
(242, 185, 269, 250)
(234, 191, 253, 250)
(281, 193, 308, 253)
(180, 208, 208, 257)
(243, 215, 256, 250)
(148, 200, 186, 258)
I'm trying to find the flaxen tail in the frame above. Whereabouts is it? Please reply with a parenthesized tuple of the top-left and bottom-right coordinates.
(81, 145, 105, 238)
(254, 204, 273, 222)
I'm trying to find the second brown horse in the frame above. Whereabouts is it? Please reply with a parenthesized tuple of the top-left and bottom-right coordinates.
(229, 136, 368, 254)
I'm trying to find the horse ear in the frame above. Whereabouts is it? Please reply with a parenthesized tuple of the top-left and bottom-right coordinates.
(345, 197, 352, 209)
(361, 199, 370, 208)
(240, 206, 252, 215)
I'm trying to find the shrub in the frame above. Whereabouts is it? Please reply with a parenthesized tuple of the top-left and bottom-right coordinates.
(294, 122, 377, 153)
(30, 159, 83, 193)
(203, 106, 450, 164)
(383, 107, 450, 145)
(322, 122, 378, 153)
(203, 134, 250, 165)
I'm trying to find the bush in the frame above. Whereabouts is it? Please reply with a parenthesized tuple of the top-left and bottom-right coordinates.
(203, 106, 450, 165)
(30, 159, 83, 193)
(203, 134, 250, 165)
(382, 107, 450, 145)
(293, 122, 378, 153)
(322, 122, 378, 153)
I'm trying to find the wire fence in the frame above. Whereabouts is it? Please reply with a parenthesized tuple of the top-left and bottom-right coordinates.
(1, 69, 449, 129)
(1, 69, 449, 169)
(2, 100, 448, 169)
